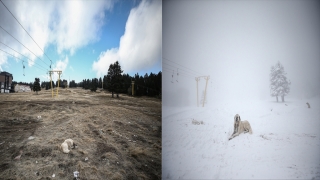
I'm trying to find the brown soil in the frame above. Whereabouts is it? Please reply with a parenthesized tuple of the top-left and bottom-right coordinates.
(0, 88, 161, 180)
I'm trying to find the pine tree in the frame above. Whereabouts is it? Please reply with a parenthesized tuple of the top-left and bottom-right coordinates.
(91, 78, 97, 92)
(98, 77, 102, 88)
(270, 61, 291, 102)
(107, 61, 123, 98)
(33, 78, 41, 94)
(103, 75, 107, 90)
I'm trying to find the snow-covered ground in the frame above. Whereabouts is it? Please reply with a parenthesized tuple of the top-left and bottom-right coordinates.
(162, 96, 320, 179)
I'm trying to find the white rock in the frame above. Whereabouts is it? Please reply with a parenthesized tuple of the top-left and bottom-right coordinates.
(28, 136, 35, 140)
(52, 174, 55, 178)
(73, 171, 79, 177)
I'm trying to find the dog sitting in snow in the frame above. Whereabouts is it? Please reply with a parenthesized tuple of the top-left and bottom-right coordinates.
(60, 139, 76, 153)
(229, 114, 253, 140)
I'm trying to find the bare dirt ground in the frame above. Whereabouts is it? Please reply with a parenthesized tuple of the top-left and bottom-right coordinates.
(0, 88, 161, 180)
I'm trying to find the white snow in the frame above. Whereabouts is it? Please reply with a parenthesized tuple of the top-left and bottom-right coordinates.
(162, 96, 320, 179)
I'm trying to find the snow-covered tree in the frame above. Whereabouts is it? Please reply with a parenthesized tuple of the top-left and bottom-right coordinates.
(270, 61, 291, 102)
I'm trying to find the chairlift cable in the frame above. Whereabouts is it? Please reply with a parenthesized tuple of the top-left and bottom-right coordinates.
(0, 47, 47, 72)
(0, 25, 50, 67)
(0, 41, 48, 70)
(0, 0, 52, 65)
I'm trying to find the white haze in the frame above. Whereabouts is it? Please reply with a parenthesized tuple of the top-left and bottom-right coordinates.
(163, 0, 320, 107)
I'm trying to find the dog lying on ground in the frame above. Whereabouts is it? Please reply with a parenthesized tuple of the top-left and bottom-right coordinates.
(232, 114, 240, 136)
(229, 114, 252, 140)
(60, 139, 76, 153)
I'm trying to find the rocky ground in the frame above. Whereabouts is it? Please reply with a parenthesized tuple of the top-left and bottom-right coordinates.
(0, 88, 161, 180)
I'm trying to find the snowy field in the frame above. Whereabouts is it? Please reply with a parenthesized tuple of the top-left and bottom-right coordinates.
(162, 96, 320, 179)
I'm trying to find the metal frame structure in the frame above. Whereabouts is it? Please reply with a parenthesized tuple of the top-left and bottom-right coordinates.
(195, 75, 210, 107)
(49, 70, 62, 97)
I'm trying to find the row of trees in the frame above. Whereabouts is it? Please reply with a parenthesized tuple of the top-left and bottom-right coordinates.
(23, 61, 161, 98)
(40, 79, 68, 90)
(13, 61, 289, 102)
(11, 79, 71, 94)
(79, 61, 162, 98)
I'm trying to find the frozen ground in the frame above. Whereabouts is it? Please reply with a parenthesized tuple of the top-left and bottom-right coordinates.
(162, 96, 320, 179)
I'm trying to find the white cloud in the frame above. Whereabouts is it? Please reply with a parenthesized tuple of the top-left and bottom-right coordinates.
(54, 56, 69, 73)
(92, 48, 119, 77)
(0, 51, 8, 71)
(51, 0, 113, 55)
(92, 0, 162, 77)
(0, 0, 113, 68)
(41, 74, 50, 81)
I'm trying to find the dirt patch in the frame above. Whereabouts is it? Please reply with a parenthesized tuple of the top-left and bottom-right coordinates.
(0, 88, 161, 179)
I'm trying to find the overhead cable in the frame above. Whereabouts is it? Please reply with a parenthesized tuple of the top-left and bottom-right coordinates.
(0, 41, 48, 70)
(0, 48, 47, 72)
(0, 25, 50, 67)
(163, 57, 202, 76)
(0, 0, 52, 66)
(163, 62, 199, 77)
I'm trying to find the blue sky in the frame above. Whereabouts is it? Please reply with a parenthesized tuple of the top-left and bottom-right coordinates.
(0, 0, 162, 83)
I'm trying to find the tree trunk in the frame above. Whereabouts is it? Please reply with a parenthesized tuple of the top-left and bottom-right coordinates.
(112, 92, 114, 98)
(276, 96, 278, 102)
(117, 93, 119, 98)
(281, 96, 284, 102)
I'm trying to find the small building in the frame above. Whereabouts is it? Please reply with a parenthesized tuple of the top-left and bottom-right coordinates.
(14, 84, 31, 93)
(0, 71, 13, 93)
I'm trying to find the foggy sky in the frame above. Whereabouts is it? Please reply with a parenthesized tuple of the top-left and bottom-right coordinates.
(163, 0, 320, 107)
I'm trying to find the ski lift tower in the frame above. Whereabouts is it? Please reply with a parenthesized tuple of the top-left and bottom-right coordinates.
(195, 75, 210, 107)
(49, 70, 62, 98)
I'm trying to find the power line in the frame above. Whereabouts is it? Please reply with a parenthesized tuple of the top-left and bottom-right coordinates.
(0, 25, 50, 68)
(163, 62, 199, 77)
(163, 62, 196, 76)
(163, 57, 202, 76)
(162, 62, 197, 77)
(0, 0, 52, 67)
(163, 67, 194, 79)
(163, 67, 193, 78)
(0, 48, 47, 73)
(0, 41, 48, 70)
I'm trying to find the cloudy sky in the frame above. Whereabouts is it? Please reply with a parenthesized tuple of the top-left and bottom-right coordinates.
(0, 0, 161, 83)
(163, 0, 320, 106)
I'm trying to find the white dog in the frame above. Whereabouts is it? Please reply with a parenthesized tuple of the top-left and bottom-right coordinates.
(60, 139, 76, 153)
(229, 114, 252, 140)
